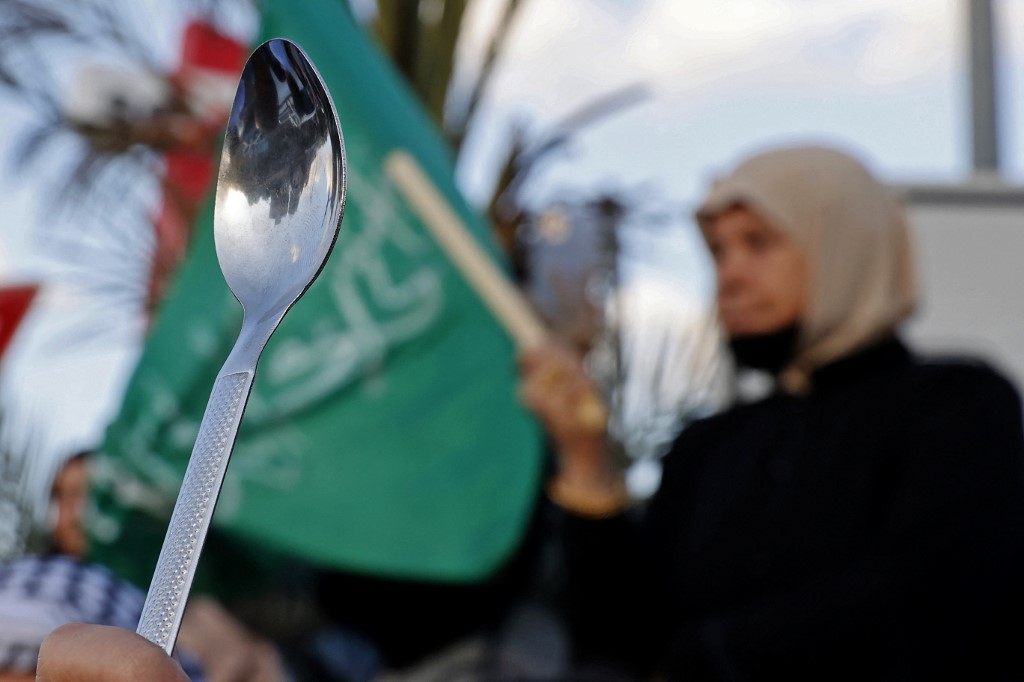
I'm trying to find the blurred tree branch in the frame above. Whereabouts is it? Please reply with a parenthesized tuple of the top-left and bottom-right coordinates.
(370, 0, 523, 154)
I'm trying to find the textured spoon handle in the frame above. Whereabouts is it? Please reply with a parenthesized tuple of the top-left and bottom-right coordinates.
(137, 370, 254, 654)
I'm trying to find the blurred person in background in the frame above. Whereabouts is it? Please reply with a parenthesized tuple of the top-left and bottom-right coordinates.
(0, 447, 283, 682)
(0, 554, 221, 681)
(521, 144, 1024, 681)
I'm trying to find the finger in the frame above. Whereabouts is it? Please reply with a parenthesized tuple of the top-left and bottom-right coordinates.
(38, 624, 189, 682)
(518, 340, 577, 370)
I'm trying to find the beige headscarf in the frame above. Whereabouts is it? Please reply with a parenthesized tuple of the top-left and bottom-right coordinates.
(695, 145, 917, 392)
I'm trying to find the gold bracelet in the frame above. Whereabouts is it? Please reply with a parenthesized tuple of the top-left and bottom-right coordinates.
(546, 476, 630, 519)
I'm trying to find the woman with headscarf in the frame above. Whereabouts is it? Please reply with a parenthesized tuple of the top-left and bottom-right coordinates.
(520, 145, 1024, 681)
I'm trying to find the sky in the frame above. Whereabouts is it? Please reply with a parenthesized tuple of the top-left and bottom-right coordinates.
(0, 0, 1022, 471)
(457, 0, 1024, 210)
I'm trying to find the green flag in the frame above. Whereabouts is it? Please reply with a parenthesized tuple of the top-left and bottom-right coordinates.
(88, 0, 543, 585)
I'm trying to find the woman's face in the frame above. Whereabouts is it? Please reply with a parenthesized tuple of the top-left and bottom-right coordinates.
(706, 206, 807, 337)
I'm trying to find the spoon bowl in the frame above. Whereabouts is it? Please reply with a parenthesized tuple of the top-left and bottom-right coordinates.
(216, 38, 345, 328)
(136, 38, 346, 654)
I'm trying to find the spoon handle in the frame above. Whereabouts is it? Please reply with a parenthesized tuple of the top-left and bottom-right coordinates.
(136, 369, 254, 655)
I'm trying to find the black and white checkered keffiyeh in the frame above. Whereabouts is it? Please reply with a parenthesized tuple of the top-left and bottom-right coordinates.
(0, 554, 204, 678)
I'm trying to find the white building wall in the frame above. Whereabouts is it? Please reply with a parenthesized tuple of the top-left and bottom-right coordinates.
(903, 189, 1024, 389)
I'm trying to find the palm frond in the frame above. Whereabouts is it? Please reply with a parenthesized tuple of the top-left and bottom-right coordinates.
(446, 0, 522, 151)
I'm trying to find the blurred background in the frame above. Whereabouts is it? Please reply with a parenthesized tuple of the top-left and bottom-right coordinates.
(0, 1, 1021, 673)
(1, 0, 1020, 493)
(0, 1, 1019, 675)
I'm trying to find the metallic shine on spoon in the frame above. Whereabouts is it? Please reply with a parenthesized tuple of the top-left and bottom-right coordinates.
(136, 38, 346, 655)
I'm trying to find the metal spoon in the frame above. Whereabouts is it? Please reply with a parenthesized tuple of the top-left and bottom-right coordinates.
(136, 38, 346, 655)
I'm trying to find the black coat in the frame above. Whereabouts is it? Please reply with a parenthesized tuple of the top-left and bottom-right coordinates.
(563, 337, 1024, 681)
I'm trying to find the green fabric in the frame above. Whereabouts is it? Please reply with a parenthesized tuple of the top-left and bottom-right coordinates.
(87, 0, 542, 586)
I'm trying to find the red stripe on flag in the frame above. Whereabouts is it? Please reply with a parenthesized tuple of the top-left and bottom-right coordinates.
(148, 22, 245, 310)
(0, 285, 38, 360)
(180, 22, 247, 73)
